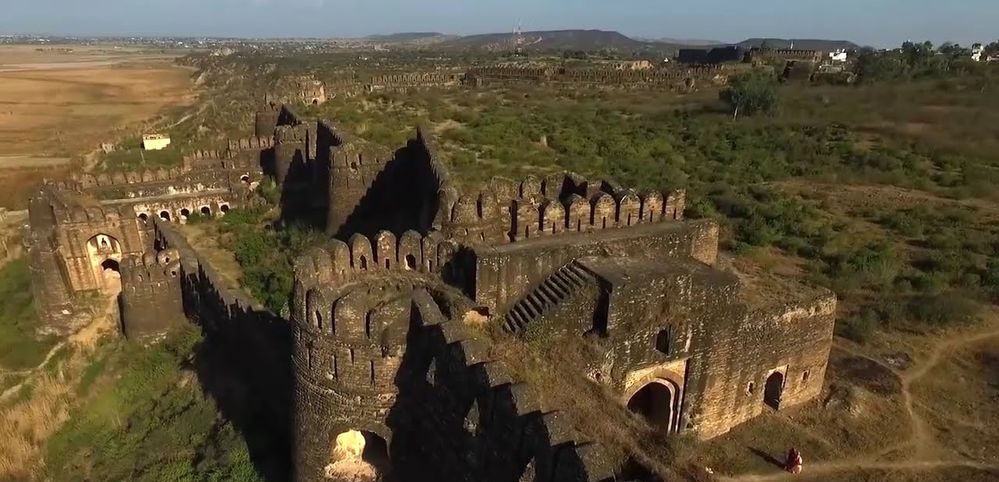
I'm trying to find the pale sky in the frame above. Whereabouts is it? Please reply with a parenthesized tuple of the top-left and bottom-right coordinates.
(1, 0, 996, 48)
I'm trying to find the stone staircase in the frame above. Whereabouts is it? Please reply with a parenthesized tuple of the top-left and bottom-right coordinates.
(503, 261, 596, 334)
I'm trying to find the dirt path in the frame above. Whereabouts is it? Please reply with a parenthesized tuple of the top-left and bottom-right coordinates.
(0, 295, 117, 403)
(719, 322, 999, 482)
(0, 294, 118, 478)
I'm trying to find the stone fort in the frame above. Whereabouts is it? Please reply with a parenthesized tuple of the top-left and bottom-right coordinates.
(26, 103, 836, 482)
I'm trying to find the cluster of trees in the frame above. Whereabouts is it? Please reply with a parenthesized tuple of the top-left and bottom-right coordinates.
(854, 40, 997, 82)
(719, 71, 781, 118)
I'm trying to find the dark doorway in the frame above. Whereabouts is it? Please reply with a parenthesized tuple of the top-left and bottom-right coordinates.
(201, 206, 212, 216)
(655, 327, 672, 356)
(361, 431, 389, 472)
(101, 258, 120, 272)
(138, 213, 148, 222)
(764, 372, 784, 410)
(160, 210, 171, 221)
(627, 382, 674, 432)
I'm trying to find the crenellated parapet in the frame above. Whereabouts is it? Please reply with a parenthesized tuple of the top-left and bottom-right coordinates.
(119, 249, 185, 342)
(466, 65, 725, 91)
(226, 136, 274, 153)
(366, 71, 465, 92)
(747, 47, 822, 63)
(293, 230, 458, 294)
(439, 172, 686, 246)
(51, 202, 137, 226)
(182, 148, 230, 164)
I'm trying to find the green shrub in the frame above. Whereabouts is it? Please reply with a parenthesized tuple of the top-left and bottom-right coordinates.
(907, 292, 980, 326)
(837, 312, 878, 343)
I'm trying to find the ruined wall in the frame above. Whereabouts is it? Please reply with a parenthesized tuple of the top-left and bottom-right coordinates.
(365, 72, 465, 92)
(327, 127, 449, 239)
(60, 164, 257, 202)
(118, 250, 185, 342)
(465, 65, 725, 91)
(151, 218, 292, 446)
(26, 193, 76, 334)
(471, 219, 719, 313)
(748, 48, 822, 63)
(685, 293, 836, 438)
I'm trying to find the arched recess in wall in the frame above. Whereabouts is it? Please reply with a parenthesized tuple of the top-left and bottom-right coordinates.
(764, 371, 785, 410)
(159, 210, 171, 221)
(87, 234, 123, 294)
(200, 206, 212, 216)
(325, 430, 390, 481)
(626, 378, 680, 434)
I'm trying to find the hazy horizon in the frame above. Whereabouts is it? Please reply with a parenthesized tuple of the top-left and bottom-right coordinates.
(1, 0, 996, 48)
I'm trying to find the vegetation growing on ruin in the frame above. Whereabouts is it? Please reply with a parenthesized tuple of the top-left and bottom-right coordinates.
(216, 187, 325, 314)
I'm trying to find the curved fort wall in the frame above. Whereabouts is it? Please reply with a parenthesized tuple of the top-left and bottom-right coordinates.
(289, 273, 616, 482)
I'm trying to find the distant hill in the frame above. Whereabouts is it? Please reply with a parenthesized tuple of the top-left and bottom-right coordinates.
(438, 29, 658, 52)
(652, 38, 724, 47)
(366, 32, 457, 43)
(737, 38, 861, 51)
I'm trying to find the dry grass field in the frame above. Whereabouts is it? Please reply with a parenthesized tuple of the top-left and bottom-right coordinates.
(0, 45, 194, 208)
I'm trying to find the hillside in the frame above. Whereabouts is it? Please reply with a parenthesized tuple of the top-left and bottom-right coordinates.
(737, 38, 861, 51)
(438, 29, 656, 52)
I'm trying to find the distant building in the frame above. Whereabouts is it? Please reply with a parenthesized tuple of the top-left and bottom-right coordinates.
(971, 43, 984, 62)
(613, 60, 653, 71)
(142, 134, 171, 151)
(677, 46, 745, 65)
(747, 47, 822, 63)
(828, 49, 848, 63)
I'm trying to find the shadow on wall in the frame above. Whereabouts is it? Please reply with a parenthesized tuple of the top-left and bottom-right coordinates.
(187, 269, 294, 482)
(331, 141, 441, 241)
(379, 296, 611, 482)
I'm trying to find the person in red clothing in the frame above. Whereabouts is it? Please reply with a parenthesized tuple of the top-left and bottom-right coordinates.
(785, 447, 803, 474)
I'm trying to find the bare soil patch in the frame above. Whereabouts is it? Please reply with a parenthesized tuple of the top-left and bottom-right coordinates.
(0, 45, 193, 208)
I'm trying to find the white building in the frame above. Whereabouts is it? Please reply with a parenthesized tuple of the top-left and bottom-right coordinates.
(972, 43, 984, 62)
(828, 49, 848, 63)
(142, 134, 171, 151)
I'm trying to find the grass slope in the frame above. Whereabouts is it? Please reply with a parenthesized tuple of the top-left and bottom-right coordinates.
(0, 259, 57, 371)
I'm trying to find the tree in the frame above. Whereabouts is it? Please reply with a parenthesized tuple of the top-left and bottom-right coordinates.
(720, 71, 780, 119)
(985, 41, 999, 59)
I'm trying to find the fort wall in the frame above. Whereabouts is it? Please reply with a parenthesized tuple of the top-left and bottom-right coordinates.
(119, 251, 185, 342)
(290, 281, 615, 482)
(686, 293, 836, 438)
(327, 127, 450, 239)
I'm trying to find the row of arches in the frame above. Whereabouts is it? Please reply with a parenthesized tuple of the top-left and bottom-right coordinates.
(136, 203, 230, 224)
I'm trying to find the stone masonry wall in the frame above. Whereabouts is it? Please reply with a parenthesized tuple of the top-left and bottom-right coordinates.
(289, 278, 615, 482)
(472, 219, 720, 313)
(118, 250, 185, 342)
